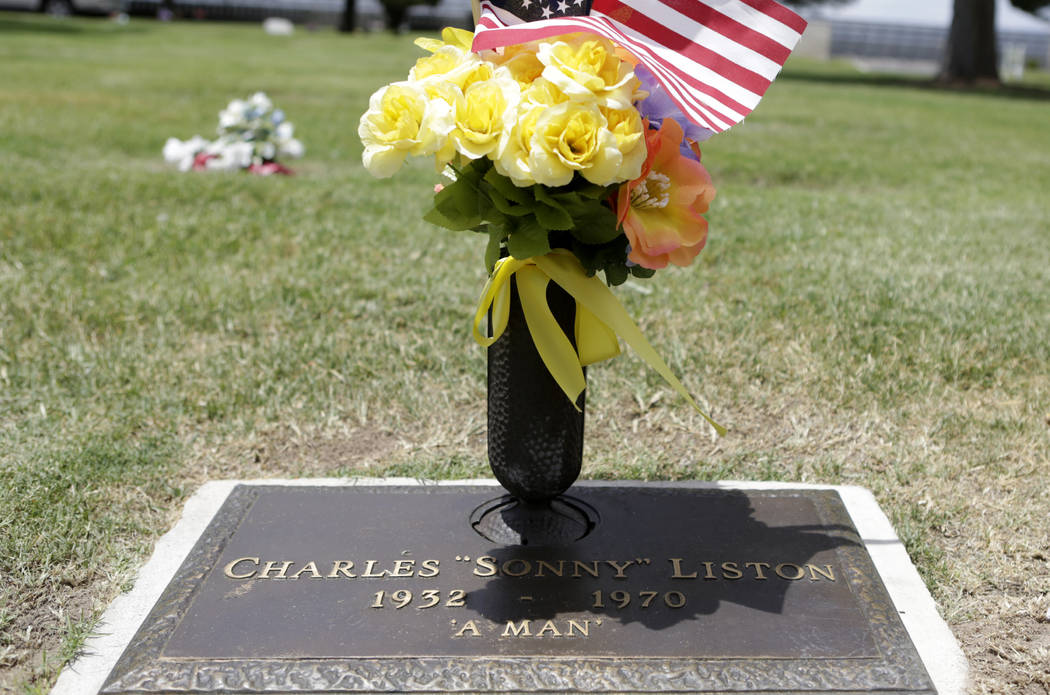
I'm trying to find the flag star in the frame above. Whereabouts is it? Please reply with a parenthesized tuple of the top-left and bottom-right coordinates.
(556, 0, 569, 11)
(540, 3, 553, 17)
(521, 0, 532, 7)
(572, 0, 584, 5)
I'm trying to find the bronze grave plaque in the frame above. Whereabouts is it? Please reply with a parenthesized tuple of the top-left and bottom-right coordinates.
(102, 484, 934, 694)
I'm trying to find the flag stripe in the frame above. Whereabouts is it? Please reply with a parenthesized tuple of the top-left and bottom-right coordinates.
(597, 0, 772, 94)
(471, 0, 805, 135)
(737, 0, 808, 35)
(612, 0, 791, 66)
(688, 0, 802, 49)
(604, 22, 743, 126)
(601, 17, 752, 116)
(474, 4, 742, 130)
(624, 44, 736, 129)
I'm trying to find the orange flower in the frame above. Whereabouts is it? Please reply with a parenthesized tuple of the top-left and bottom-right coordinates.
(616, 117, 715, 270)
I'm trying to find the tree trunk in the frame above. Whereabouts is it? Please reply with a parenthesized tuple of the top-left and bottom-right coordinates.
(940, 0, 1000, 84)
(339, 0, 355, 32)
(385, 3, 406, 32)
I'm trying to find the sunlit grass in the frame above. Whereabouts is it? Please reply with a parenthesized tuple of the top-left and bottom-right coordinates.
(1, 13, 1048, 692)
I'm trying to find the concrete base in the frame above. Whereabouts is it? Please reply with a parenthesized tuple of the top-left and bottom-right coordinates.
(51, 479, 968, 695)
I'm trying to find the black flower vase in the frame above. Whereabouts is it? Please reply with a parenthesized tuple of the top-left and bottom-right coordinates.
(486, 276, 585, 504)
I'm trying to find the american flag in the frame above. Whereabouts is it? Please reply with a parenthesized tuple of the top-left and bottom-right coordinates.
(472, 0, 807, 135)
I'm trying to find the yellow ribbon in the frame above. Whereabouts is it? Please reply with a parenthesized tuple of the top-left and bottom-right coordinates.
(473, 250, 725, 435)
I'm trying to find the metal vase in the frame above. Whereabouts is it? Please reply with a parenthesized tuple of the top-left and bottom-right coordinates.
(486, 276, 585, 504)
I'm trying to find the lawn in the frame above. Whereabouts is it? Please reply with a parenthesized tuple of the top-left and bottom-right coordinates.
(1, 12, 1049, 694)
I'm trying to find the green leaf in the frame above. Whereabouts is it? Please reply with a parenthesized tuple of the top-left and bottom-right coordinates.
(506, 218, 551, 259)
(630, 265, 656, 279)
(428, 182, 482, 230)
(604, 263, 629, 286)
(483, 167, 532, 206)
(568, 182, 618, 200)
(484, 183, 532, 217)
(532, 188, 574, 231)
(532, 185, 561, 209)
(568, 205, 621, 244)
(422, 205, 459, 230)
(485, 230, 504, 273)
(535, 203, 574, 231)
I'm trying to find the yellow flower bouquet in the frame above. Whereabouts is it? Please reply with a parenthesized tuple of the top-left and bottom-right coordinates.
(359, 28, 727, 433)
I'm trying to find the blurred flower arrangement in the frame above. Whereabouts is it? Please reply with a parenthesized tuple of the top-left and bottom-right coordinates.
(164, 92, 304, 175)
(358, 28, 724, 430)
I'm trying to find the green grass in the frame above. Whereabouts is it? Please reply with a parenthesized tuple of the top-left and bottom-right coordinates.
(2, 13, 1049, 693)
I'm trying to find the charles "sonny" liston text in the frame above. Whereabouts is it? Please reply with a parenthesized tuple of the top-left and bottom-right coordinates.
(222, 556, 837, 583)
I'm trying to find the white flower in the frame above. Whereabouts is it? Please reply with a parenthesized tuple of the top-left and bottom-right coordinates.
(170, 92, 302, 172)
(218, 99, 248, 131)
(279, 138, 304, 159)
(206, 140, 254, 170)
(163, 135, 209, 171)
(248, 91, 273, 114)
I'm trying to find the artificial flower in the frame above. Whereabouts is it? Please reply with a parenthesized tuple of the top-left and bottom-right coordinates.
(409, 45, 482, 88)
(414, 26, 474, 54)
(488, 42, 545, 85)
(450, 74, 522, 160)
(537, 34, 639, 109)
(601, 105, 647, 181)
(247, 91, 273, 116)
(493, 103, 544, 186)
(163, 135, 210, 171)
(206, 140, 254, 170)
(528, 101, 622, 186)
(616, 117, 715, 269)
(217, 99, 248, 130)
(522, 77, 568, 107)
(358, 81, 453, 177)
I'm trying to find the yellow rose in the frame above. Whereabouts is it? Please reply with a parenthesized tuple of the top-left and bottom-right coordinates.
(488, 43, 545, 85)
(414, 27, 474, 54)
(358, 82, 452, 177)
(522, 77, 568, 108)
(419, 80, 461, 168)
(451, 75, 521, 160)
(409, 47, 485, 89)
(411, 47, 466, 81)
(458, 61, 496, 91)
(601, 106, 646, 181)
(537, 34, 639, 109)
(493, 103, 544, 187)
(528, 101, 622, 187)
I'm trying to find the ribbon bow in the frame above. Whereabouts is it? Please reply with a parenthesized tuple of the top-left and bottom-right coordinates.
(473, 250, 725, 435)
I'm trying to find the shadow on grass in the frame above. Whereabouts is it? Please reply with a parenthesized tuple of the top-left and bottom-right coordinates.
(781, 68, 1050, 102)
